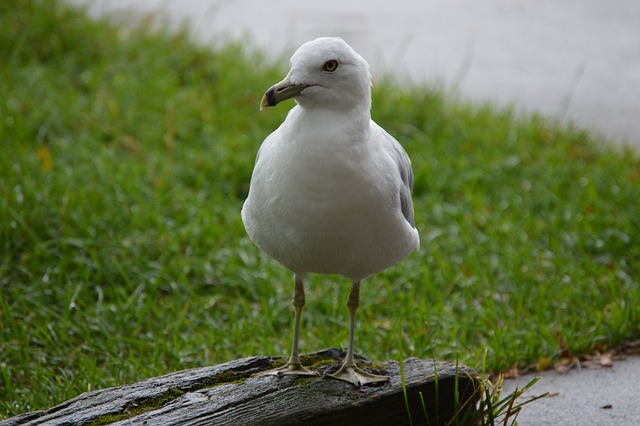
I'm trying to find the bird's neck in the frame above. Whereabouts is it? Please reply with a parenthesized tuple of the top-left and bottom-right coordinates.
(292, 106, 371, 147)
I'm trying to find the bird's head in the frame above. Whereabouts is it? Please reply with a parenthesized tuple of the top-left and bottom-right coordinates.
(260, 37, 372, 112)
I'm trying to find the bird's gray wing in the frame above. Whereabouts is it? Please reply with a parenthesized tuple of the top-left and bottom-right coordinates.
(380, 128, 416, 228)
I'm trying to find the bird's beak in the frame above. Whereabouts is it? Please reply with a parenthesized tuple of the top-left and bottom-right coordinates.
(260, 78, 310, 110)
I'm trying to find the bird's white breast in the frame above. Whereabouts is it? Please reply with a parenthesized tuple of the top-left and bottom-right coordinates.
(242, 107, 418, 280)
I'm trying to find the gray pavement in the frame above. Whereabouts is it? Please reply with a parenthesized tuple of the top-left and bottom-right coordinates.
(75, 0, 640, 150)
(501, 355, 640, 425)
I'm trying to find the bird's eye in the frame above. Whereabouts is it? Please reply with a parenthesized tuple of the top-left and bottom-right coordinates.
(322, 60, 339, 72)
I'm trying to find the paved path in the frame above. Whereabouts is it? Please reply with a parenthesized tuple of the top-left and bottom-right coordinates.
(76, 0, 640, 149)
(501, 355, 640, 425)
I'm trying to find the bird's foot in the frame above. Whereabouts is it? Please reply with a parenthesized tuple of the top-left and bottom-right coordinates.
(327, 364, 390, 387)
(254, 361, 320, 378)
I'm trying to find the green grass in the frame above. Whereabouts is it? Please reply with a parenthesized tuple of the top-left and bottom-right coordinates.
(1, 0, 639, 419)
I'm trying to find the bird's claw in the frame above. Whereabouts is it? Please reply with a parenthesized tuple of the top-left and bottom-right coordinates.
(327, 365, 390, 387)
(254, 362, 320, 378)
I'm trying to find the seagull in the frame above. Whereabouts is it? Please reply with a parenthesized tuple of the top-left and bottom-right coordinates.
(241, 37, 420, 386)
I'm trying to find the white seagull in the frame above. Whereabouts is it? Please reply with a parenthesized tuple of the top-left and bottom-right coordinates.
(242, 37, 420, 386)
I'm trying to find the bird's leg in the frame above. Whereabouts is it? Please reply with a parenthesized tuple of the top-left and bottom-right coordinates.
(283, 274, 317, 374)
(255, 274, 319, 378)
(327, 281, 390, 386)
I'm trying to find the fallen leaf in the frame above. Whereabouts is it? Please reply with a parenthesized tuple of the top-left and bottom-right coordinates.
(536, 356, 553, 371)
(581, 351, 614, 369)
(502, 367, 519, 379)
(555, 355, 579, 374)
(620, 339, 640, 355)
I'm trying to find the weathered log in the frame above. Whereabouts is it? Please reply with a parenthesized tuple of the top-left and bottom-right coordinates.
(2, 348, 481, 425)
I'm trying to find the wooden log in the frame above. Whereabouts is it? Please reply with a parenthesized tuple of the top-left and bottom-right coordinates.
(2, 348, 480, 426)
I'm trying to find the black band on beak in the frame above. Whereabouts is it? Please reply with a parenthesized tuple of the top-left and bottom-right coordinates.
(265, 86, 278, 107)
